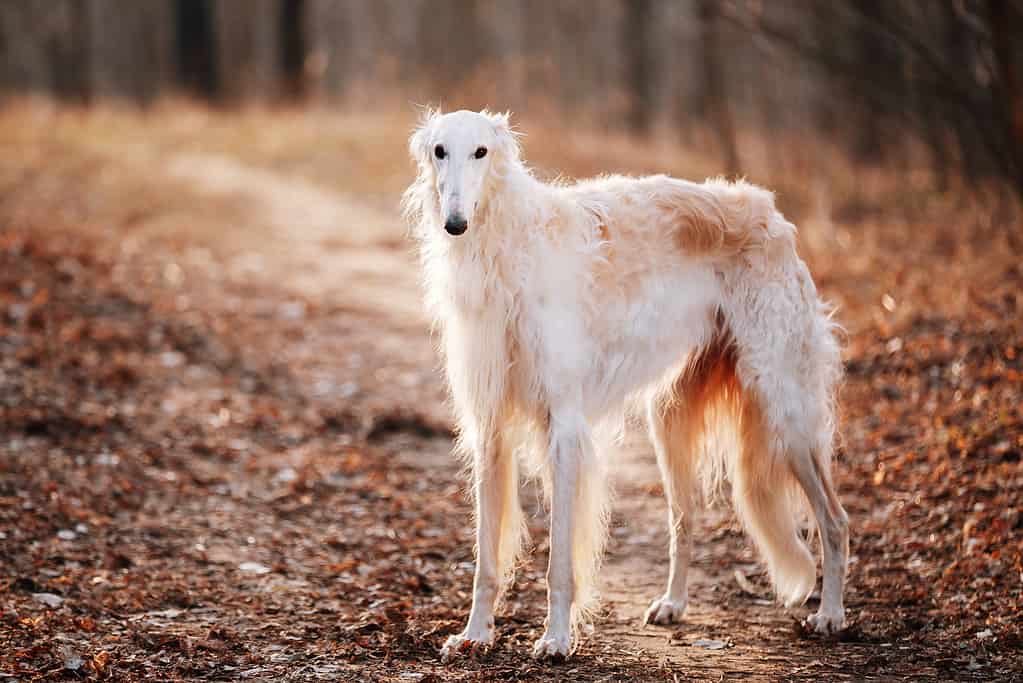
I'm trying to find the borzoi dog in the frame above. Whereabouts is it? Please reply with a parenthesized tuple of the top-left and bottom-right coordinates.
(403, 109, 849, 661)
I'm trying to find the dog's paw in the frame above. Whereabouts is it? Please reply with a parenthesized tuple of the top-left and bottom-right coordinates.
(440, 628, 494, 662)
(644, 596, 688, 625)
(532, 631, 571, 661)
(805, 609, 846, 635)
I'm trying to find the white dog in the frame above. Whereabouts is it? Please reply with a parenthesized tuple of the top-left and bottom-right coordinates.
(403, 110, 849, 661)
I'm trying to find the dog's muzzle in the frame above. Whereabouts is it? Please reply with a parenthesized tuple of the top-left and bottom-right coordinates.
(444, 215, 468, 236)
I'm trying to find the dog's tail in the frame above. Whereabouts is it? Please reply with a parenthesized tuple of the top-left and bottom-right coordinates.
(729, 400, 818, 607)
(678, 343, 818, 608)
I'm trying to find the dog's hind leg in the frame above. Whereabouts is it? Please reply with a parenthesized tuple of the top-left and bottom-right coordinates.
(441, 430, 522, 661)
(720, 245, 846, 626)
(643, 391, 699, 625)
(726, 315, 847, 631)
(790, 446, 849, 634)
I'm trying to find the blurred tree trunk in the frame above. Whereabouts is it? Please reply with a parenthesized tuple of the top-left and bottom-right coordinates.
(987, 0, 1023, 194)
(86, 0, 173, 104)
(414, 0, 484, 92)
(51, 1, 92, 103)
(303, 0, 351, 101)
(698, 0, 739, 175)
(849, 8, 889, 163)
(553, 2, 585, 111)
(0, 3, 39, 96)
(279, 0, 307, 100)
(175, 0, 218, 98)
(624, 0, 653, 135)
(213, 0, 281, 102)
(0, 1, 91, 102)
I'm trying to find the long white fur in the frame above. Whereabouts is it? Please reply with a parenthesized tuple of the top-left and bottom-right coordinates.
(404, 109, 849, 661)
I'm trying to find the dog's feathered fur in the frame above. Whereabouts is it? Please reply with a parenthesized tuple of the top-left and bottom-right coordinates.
(404, 110, 849, 660)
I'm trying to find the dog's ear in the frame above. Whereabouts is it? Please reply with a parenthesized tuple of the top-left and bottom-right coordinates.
(409, 107, 439, 168)
(488, 110, 521, 164)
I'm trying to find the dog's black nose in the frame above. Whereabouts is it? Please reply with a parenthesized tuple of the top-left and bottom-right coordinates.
(444, 216, 468, 236)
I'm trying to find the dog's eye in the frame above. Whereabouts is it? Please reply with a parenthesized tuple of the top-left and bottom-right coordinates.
(434, 145, 446, 160)
(474, 146, 488, 159)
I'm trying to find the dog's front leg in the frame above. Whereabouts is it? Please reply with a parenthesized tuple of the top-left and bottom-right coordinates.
(533, 421, 582, 660)
(441, 432, 509, 661)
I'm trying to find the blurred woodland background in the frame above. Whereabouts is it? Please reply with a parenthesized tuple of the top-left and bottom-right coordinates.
(2, 2, 1022, 681)
(2, 0, 1022, 195)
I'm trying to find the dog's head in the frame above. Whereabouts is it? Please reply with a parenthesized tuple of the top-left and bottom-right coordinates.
(406, 109, 519, 237)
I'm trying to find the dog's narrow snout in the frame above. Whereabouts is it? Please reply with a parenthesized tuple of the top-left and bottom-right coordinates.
(444, 215, 468, 236)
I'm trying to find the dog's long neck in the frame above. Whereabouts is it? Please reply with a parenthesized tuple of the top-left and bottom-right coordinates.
(476, 160, 547, 246)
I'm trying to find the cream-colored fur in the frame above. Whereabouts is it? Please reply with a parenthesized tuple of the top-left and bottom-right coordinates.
(403, 110, 849, 661)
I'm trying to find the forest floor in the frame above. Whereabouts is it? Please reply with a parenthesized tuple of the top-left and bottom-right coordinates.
(1, 104, 1021, 682)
